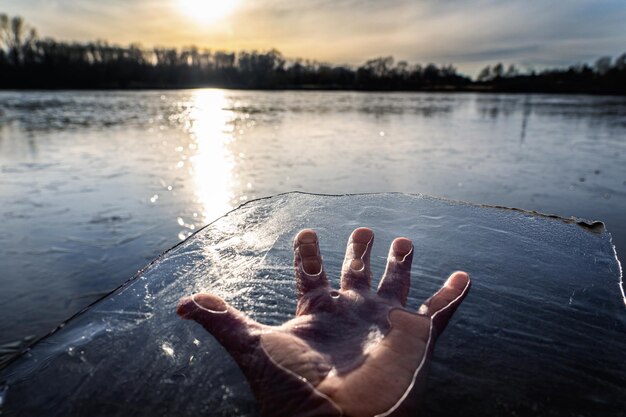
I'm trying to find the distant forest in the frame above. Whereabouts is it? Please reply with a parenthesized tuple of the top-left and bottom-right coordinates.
(1, 13, 625, 94)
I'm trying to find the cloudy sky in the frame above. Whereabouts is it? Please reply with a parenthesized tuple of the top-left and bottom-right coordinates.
(3, 0, 626, 75)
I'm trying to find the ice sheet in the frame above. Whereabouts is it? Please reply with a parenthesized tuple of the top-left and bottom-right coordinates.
(1, 193, 624, 416)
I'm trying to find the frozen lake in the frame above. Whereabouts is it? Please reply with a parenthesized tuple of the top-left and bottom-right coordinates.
(0, 89, 625, 347)
(1, 193, 623, 416)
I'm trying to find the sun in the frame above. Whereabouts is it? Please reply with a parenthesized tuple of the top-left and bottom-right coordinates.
(177, 0, 239, 24)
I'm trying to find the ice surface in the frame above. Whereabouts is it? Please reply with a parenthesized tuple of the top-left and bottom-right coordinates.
(0, 193, 624, 416)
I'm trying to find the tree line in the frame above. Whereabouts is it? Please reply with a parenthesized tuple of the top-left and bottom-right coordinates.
(1, 13, 625, 94)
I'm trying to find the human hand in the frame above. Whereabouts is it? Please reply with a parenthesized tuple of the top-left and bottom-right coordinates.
(177, 227, 470, 417)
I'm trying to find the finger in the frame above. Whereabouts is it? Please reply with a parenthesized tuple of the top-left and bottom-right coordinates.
(377, 237, 414, 306)
(294, 229, 329, 300)
(417, 271, 471, 337)
(177, 293, 262, 357)
(341, 227, 374, 291)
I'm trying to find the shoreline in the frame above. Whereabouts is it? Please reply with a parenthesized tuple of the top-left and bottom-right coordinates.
(2, 85, 626, 96)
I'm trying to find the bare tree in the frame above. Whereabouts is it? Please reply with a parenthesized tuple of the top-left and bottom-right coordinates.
(594, 56, 612, 74)
(614, 53, 626, 71)
(477, 65, 491, 82)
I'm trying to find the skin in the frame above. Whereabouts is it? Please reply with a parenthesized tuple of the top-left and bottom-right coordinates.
(177, 227, 471, 417)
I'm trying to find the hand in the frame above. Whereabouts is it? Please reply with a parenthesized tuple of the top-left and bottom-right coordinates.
(177, 227, 470, 417)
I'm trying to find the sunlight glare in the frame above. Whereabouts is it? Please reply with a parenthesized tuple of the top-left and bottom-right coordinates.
(188, 89, 236, 224)
(177, 0, 239, 24)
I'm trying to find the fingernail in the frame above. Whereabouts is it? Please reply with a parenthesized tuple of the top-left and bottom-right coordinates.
(445, 271, 470, 289)
(297, 229, 317, 244)
(193, 294, 228, 313)
(392, 238, 412, 257)
(351, 227, 374, 244)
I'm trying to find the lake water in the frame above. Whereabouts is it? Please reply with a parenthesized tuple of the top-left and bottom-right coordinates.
(1, 90, 625, 348)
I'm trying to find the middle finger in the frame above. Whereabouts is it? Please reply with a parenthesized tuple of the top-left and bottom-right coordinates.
(340, 227, 374, 291)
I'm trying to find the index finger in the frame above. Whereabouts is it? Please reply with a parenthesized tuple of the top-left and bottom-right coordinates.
(294, 229, 329, 299)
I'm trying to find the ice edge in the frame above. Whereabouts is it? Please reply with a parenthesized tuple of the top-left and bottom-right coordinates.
(609, 233, 625, 308)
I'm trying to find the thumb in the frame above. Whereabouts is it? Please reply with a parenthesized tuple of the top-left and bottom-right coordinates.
(417, 271, 471, 338)
(177, 293, 262, 357)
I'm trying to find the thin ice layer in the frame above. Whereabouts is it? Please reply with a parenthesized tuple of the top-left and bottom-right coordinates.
(0, 193, 624, 417)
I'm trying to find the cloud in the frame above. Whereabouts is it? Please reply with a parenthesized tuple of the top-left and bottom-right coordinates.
(3, 0, 626, 75)
(227, 0, 626, 74)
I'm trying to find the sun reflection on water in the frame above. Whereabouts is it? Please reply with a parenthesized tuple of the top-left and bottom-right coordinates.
(186, 89, 236, 228)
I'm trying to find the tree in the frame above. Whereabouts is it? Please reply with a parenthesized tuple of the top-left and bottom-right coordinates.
(394, 60, 409, 79)
(213, 51, 235, 70)
(0, 13, 9, 50)
(477, 65, 491, 82)
(8, 16, 22, 64)
(505, 64, 518, 77)
(594, 56, 612, 75)
(492, 62, 504, 79)
(1, 15, 19, 63)
(363, 56, 394, 78)
(423, 63, 439, 80)
(614, 53, 626, 71)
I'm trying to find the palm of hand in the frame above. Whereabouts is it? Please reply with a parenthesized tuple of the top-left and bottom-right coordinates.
(178, 228, 470, 417)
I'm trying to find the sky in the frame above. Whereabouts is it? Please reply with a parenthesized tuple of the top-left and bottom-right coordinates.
(3, 0, 626, 76)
